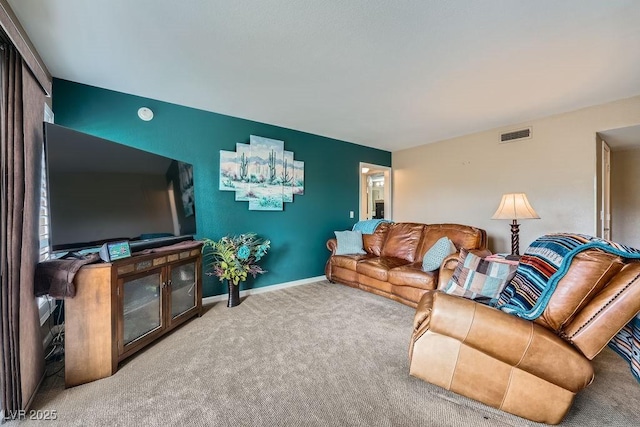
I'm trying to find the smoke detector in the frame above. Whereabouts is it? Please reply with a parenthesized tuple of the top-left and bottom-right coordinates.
(138, 107, 154, 121)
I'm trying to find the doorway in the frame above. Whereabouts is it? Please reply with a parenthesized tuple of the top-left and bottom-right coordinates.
(597, 125, 640, 247)
(359, 163, 392, 221)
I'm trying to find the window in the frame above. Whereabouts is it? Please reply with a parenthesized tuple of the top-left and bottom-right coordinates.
(37, 104, 54, 325)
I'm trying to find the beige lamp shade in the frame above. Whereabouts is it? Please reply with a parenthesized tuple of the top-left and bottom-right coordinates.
(492, 193, 540, 220)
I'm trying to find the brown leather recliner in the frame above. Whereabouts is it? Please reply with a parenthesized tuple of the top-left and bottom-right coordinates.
(409, 249, 640, 424)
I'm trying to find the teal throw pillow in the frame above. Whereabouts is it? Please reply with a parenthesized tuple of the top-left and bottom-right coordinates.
(334, 230, 366, 255)
(422, 237, 457, 271)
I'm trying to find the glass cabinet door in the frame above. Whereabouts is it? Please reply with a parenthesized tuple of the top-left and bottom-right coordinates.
(170, 261, 197, 320)
(121, 270, 163, 347)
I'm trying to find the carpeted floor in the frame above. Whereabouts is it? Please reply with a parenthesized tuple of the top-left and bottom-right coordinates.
(14, 281, 640, 426)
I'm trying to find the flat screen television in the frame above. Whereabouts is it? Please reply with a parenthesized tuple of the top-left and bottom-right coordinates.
(44, 123, 197, 253)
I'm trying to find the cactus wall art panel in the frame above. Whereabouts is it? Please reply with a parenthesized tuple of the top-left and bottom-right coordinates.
(247, 136, 284, 211)
(219, 150, 237, 191)
(219, 135, 305, 211)
(234, 143, 252, 201)
(293, 160, 305, 196)
(282, 151, 294, 203)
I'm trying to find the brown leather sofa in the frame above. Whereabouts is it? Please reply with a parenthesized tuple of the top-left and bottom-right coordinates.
(409, 248, 640, 424)
(325, 222, 488, 307)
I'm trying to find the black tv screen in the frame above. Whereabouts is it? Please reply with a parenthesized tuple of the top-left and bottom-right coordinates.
(44, 123, 196, 252)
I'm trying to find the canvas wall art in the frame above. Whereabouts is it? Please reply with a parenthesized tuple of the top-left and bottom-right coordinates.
(234, 143, 251, 201)
(219, 135, 305, 211)
(219, 150, 237, 191)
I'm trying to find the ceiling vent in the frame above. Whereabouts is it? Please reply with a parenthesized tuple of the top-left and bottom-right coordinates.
(500, 127, 532, 143)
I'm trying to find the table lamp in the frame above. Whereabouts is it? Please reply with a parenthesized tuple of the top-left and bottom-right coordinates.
(492, 193, 540, 259)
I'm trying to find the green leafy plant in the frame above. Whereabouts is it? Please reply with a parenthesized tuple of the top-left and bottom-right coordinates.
(202, 233, 270, 285)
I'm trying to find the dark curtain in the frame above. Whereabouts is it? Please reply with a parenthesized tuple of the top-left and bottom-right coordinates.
(0, 40, 44, 412)
(1, 41, 25, 412)
(19, 48, 46, 409)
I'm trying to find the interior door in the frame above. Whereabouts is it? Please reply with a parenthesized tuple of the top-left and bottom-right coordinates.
(601, 141, 611, 240)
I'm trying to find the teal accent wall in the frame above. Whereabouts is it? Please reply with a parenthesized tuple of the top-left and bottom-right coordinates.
(52, 79, 391, 297)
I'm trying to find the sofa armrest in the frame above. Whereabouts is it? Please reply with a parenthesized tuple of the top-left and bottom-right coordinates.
(438, 253, 461, 289)
(472, 248, 492, 257)
(413, 292, 594, 392)
(326, 238, 337, 255)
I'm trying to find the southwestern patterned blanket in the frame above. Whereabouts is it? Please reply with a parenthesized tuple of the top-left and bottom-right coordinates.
(496, 233, 640, 383)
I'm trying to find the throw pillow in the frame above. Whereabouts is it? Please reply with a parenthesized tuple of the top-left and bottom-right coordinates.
(443, 248, 517, 301)
(422, 237, 457, 271)
(334, 230, 366, 255)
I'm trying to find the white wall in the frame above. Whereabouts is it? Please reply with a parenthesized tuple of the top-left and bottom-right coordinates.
(611, 148, 640, 248)
(393, 95, 640, 253)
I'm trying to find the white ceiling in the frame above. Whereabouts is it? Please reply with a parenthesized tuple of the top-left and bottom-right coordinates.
(8, 0, 640, 152)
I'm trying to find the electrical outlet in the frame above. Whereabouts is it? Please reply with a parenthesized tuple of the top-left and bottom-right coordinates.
(349, 211, 354, 218)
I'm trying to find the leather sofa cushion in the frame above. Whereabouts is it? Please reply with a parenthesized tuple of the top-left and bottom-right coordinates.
(357, 257, 409, 282)
(331, 254, 374, 271)
(380, 223, 425, 262)
(392, 285, 429, 306)
(388, 263, 437, 290)
(535, 249, 624, 331)
(330, 265, 359, 285)
(362, 222, 391, 256)
(359, 275, 393, 293)
(417, 224, 485, 260)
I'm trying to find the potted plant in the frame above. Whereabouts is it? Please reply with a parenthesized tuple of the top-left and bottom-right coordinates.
(202, 233, 270, 307)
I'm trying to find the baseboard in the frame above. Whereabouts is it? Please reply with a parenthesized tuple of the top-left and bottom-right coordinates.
(202, 275, 326, 305)
(23, 369, 46, 413)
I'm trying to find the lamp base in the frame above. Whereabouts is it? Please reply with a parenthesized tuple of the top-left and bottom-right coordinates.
(505, 254, 521, 261)
(509, 220, 521, 259)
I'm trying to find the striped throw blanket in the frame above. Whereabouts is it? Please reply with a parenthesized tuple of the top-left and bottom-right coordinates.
(609, 316, 640, 382)
(496, 233, 640, 383)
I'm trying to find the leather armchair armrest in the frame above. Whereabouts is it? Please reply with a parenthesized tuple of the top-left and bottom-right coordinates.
(413, 290, 434, 332)
(415, 292, 593, 392)
(326, 238, 337, 255)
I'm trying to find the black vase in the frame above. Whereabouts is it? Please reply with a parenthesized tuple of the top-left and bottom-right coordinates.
(227, 281, 240, 307)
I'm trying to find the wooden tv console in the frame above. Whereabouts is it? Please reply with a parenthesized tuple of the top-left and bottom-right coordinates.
(64, 243, 203, 387)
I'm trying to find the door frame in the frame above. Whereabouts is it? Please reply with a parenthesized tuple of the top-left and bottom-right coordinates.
(359, 162, 392, 221)
(600, 140, 611, 239)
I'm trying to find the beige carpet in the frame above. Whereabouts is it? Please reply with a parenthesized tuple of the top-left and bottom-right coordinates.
(14, 281, 640, 426)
